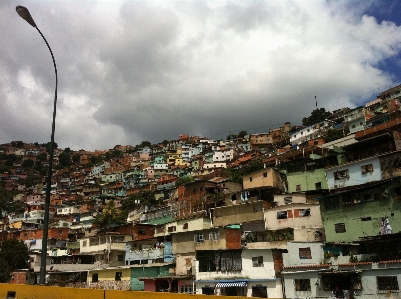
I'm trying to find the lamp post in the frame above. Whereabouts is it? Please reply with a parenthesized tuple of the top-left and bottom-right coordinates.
(16, 5, 58, 285)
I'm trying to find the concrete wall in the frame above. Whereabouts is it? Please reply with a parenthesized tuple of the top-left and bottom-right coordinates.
(212, 202, 264, 227)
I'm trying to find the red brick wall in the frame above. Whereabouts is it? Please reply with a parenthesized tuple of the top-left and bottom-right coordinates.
(225, 229, 241, 249)
(133, 225, 154, 241)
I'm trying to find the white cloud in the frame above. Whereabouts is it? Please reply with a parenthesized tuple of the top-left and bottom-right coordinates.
(1, 0, 401, 150)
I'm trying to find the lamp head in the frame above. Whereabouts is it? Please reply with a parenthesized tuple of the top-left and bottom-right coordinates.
(16, 5, 37, 27)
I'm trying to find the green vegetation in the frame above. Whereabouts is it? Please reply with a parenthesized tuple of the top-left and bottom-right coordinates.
(0, 239, 30, 283)
(302, 108, 332, 126)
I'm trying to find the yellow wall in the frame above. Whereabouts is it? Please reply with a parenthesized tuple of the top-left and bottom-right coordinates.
(0, 284, 283, 299)
(8, 221, 22, 229)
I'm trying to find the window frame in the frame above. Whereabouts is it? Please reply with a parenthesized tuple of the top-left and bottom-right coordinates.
(252, 256, 263, 267)
(194, 233, 205, 243)
(294, 279, 311, 291)
(299, 247, 312, 259)
(334, 223, 346, 233)
(377, 276, 399, 293)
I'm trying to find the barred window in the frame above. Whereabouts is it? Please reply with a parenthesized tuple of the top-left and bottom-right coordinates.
(299, 247, 312, 259)
(295, 279, 311, 291)
(220, 250, 242, 272)
(377, 276, 399, 292)
(334, 223, 346, 233)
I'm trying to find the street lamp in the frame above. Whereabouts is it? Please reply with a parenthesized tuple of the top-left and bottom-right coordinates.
(16, 5, 58, 285)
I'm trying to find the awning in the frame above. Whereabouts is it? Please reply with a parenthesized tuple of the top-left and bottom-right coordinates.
(215, 282, 247, 288)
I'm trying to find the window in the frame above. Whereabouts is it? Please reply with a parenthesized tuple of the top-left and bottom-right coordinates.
(192, 188, 196, 194)
(315, 182, 322, 190)
(295, 279, 311, 291)
(115, 272, 122, 281)
(168, 226, 176, 232)
(209, 231, 220, 241)
(263, 172, 267, 178)
(277, 211, 288, 219)
(250, 177, 253, 182)
(298, 208, 311, 217)
(254, 204, 262, 212)
(117, 255, 123, 261)
(183, 222, 188, 229)
(284, 197, 292, 204)
(361, 164, 373, 174)
(377, 276, 399, 293)
(334, 223, 346, 233)
(82, 240, 87, 247)
(92, 273, 98, 282)
(296, 184, 301, 191)
(252, 256, 263, 267)
(299, 247, 312, 259)
(194, 234, 205, 243)
(334, 169, 349, 180)
(138, 228, 146, 235)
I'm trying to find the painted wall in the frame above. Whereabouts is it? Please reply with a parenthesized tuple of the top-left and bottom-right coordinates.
(320, 178, 401, 242)
(243, 168, 282, 190)
(287, 168, 328, 193)
(326, 157, 382, 189)
(264, 204, 324, 242)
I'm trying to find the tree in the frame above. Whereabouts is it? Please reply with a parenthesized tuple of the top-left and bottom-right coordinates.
(11, 141, 24, 148)
(302, 108, 332, 126)
(37, 152, 48, 162)
(238, 130, 248, 138)
(58, 151, 71, 167)
(22, 159, 35, 168)
(0, 239, 29, 282)
(72, 154, 80, 164)
(141, 141, 152, 147)
(0, 185, 13, 214)
(24, 174, 37, 187)
(324, 129, 344, 143)
(93, 200, 125, 227)
(43, 141, 58, 153)
(5, 154, 17, 166)
(175, 176, 193, 187)
(121, 190, 157, 211)
(0, 164, 10, 174)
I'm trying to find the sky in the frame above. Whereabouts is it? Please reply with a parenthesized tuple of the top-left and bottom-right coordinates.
(1, 0, 401, 151)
